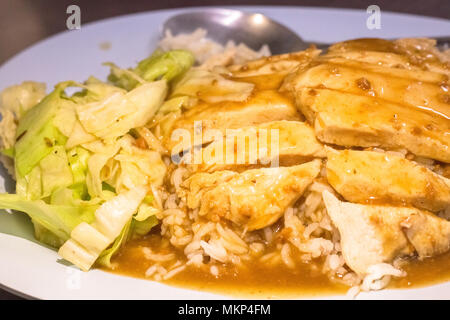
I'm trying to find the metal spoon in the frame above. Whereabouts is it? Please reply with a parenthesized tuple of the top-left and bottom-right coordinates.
(162, 8, 449, 54)
(161, 8, 313, 54)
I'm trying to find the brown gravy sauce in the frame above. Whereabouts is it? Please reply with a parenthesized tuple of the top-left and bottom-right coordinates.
(105, 39, 450, 297)
(105, 235, 450, 298)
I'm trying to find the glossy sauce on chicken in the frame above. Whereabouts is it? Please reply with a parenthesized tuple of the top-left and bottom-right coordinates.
(108, 38, 450, 297)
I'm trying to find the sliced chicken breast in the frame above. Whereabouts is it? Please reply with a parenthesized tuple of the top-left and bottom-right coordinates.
(165, 90, 301, 154)
(283, 38, 450, 163)
(290, 60, 450, 120)
(327, 38, 450, 75)
(189, 120, 325, 172)
(228, 48, 321, 77)
(326, 148, 450, 212)
(323, 191, 450, 275)
(183, 160, 322, 230)
(228, 48, 321, 91)
(295, 87, 450, 163)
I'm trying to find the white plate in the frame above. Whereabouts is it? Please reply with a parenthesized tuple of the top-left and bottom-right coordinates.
(0, 6, 449, 300)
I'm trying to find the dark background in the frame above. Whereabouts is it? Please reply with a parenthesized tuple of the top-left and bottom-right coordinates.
(0, 0, 449, 300)
(1, 0, 450, 65)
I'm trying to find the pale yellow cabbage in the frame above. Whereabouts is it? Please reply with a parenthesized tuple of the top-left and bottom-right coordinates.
(65, 120, 97, 149)
(0, 110, 16, 149)
(134, 202, 160, 221)
(157, 111, 182, 140)
(0, 81, 46, 118)
(0, 81, 46, 154)
(76, 80, 168, 140)
(85, 143, 120, 199)
(94, 186, 147, 239)
(60, 80, 126, 148)
(39, 146, 73, 197)
(114, 151, 166, 193)
(58, 186, 147, 271)
(100, 157, 120, 184)
(111, 136, 166, 193)
(135, 127, 166, 154)
(150, 96, 198, 140)
(53, 99, 78, 138)
(23, 166, 42, 200)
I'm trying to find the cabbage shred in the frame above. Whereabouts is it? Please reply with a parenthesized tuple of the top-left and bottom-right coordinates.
(0, 49, 194, 271)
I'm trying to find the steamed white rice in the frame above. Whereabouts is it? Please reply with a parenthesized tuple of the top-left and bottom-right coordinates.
(136, 30, 417, 298)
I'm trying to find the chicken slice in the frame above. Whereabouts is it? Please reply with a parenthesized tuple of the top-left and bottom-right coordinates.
(165, 90, 301, 154)
(290, 60, 450, 120)
(228, 48, 321, 90)
(295, 88, 450, 163)
(326, 148, 450, 212)
(327, 38, 450, 74)
(323, 191, 450, 275)
(188, 120, 325, 172)
(324, 51, 423, 72)
(183, 160, 322, 230)
(402, 213, 450, 257)
(283, 38, 450, 162)
(323, 51, 450, 76)
(228, 48, 321, 77)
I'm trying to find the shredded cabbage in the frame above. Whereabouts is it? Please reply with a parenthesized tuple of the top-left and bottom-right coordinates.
(76, 81, 168, 140)
(96, 219, 132, 268)
(0, 49, 191, 271)
(14, 84, 71, 177)
(0, 81, 46, 119)
(0, 193, 97, 243)
(58, 186, 147, 271)
(67, 147, 90, 199)
(137, 50, 195, 82)
(132, 215, 158, 238)
(39, 146, 74, 198)
(96, 198, 159, 268)
(0, 110, 17, 150)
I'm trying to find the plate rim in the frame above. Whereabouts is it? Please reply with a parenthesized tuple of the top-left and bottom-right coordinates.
(0, 5, 449, 300)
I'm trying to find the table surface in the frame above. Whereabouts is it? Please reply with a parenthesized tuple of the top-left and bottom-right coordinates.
(0, 0, 449, 300)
